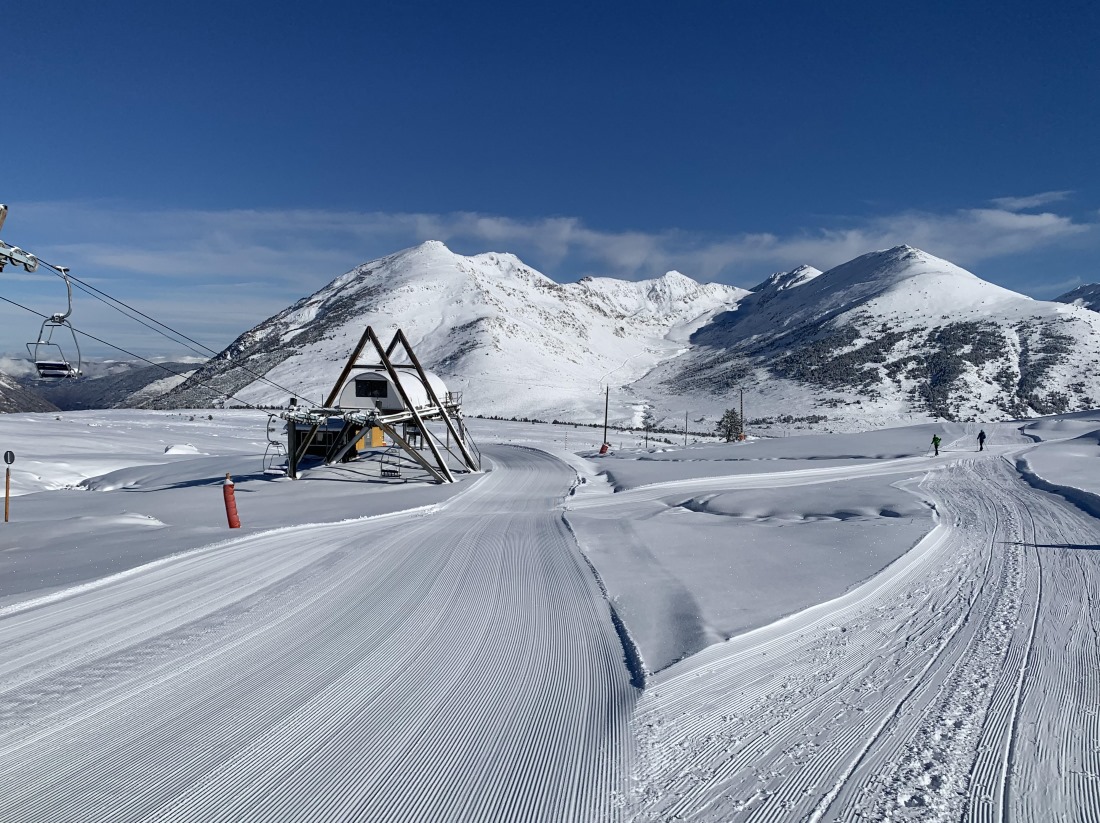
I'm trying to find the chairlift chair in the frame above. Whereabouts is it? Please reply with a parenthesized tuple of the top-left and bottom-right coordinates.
(263, 415, 288, 475)
(380, 447, 403, 479)
(26, 267, 81, 379)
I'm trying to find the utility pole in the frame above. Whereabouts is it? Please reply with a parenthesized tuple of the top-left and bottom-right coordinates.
(603, 385, 609, 447)
(684, 410, 688, 446)
(739, 387, 745, 440)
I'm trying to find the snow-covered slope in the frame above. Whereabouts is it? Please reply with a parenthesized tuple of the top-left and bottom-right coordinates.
(151, 241, 748, 421)
(14, 360, 197, 411)
(651, 245, 1100, 423)
(150, 242, 1100, 430)
(0, 370, 57, 413)
(749, 263, 824, 296)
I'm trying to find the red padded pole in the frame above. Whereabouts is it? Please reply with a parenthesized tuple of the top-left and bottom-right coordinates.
(223, 472, 241, 529)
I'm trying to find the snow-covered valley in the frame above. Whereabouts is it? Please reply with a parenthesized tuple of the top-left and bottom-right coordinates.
(2, 409, 1100, 820)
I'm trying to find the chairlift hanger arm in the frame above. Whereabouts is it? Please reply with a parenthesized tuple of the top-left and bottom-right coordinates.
(50, 267, 73, 321)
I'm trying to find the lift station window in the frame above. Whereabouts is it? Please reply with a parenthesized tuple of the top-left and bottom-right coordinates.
(355, 379, 389, 398)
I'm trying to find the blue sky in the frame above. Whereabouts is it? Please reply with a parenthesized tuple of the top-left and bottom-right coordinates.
(2, 0, 1098, 360)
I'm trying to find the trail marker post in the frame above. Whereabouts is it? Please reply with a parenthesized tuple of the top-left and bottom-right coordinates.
(4, 450, 14, 523)
(223, 472, 241, 529)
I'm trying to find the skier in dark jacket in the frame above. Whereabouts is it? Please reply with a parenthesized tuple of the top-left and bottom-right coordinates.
(931, 434, 941, 456)
(977, 429, 986, 451)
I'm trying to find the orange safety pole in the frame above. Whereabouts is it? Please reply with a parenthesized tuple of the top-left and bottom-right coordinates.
(223, 472, 241, 529)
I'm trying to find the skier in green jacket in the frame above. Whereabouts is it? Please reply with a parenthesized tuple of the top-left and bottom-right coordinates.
(931, 434, 941, 456)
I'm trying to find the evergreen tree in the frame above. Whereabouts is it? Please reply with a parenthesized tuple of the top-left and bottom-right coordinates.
(716, 408, 742, 442)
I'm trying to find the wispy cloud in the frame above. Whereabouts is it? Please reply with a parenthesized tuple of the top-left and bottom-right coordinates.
(0, 197, 1096, 358)
(1030, 275, 1083, 299)
(989, 190, 1073, 211)
(9, 198, 1096, 286)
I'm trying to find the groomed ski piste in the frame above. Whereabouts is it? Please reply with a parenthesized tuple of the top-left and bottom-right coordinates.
(1, 409, 1099, 821)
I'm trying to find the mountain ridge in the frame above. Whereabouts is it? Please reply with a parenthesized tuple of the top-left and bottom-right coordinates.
(1054, 283, 1100, 313)
(147, 241, 749, 423)
(111, 241, 1100, 430)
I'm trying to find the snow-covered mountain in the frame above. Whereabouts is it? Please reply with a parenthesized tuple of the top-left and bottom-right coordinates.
(151, 241, 748, 422)
(1054, 283, 1100, 313)
(149, 241, 1100, 430)
(0, 369, 58, 413)
(648, 245, 1100, 424)
(14, 360, 198, 411)
(749, 264, 824, 296)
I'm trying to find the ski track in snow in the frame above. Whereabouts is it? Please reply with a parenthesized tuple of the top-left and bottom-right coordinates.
(0, 445, 635, 823)
(4, 426, 1100, 821)
(622, 436, 1100, 821)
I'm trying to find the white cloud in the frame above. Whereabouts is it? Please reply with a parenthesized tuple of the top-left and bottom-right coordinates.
(0, 356, 34, 377)
(989, 191, 1073, 211)
(0, 197, 1096, 359)
(1031, 275, 1083, 299)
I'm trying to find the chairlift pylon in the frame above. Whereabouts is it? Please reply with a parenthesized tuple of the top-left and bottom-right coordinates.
(26, 266, 81, 379)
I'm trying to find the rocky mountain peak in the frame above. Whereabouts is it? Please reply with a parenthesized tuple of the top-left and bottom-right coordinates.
(1054, 283, 1100, 313)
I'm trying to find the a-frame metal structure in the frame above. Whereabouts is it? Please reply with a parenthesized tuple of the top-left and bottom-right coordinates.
(282, 326, 480, 483)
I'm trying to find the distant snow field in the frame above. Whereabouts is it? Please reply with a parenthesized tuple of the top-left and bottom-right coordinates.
(1, 409, 1099, 821)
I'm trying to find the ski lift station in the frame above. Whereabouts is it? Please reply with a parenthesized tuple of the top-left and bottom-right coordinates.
(282, 327, 481, 484)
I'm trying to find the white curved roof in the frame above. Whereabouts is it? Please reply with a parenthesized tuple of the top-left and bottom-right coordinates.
(338, 368, 448, 412)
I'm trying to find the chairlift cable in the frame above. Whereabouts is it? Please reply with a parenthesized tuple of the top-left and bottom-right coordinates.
(32, 258, 317, 406)
(19, 260, 612, 401)
(0, 210, 310, 405)
(37, 259, 219, 356)
(60, 278, 212, 361)
(0, 293, 274, 412)
(36, 259, 606, 400)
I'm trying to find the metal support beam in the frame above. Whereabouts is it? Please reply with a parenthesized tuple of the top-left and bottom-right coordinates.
(291, 326, 376, 474)
(393, 329, 480, 471)
(286, 325, 480, 484)
(287, 416, 299, 479)
(367, 328, 455, 483)
(323, 420, 360, 464)
(376, 422, 448, 483)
